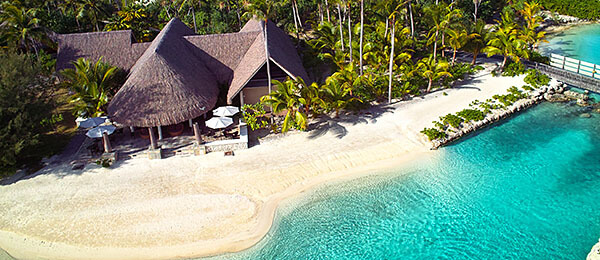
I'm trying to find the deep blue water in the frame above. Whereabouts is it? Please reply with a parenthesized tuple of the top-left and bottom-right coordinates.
(206, 102, 600, 260)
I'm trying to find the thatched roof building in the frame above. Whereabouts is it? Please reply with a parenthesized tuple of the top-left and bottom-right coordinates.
(56, 18, 309, 128)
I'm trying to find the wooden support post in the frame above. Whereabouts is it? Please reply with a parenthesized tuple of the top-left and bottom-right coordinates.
(577, 60, 581, 74)
(148, 127, 158, 149)
(240, 90, 245, 106)
(157, 125, 163, 140)
(562, 56, 566, 70)
(189, 119, 193, 128)
(102, 132, 112, 153)
(129, 126, 135, 137)
(593, 64, 597, 78)
(193, 122, 202, 145)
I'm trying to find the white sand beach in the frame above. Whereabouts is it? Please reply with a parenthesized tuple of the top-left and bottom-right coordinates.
(0, 67, 527, 260)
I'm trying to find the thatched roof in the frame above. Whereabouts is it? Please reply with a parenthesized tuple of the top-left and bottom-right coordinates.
(227, 20, 310, 103)
(107, 19, 218, 127)
(56, 18, 309, 127)
(55, 30, 149, 71)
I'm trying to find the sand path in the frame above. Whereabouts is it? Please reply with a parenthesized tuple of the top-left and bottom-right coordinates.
(0, 68, 526, 259)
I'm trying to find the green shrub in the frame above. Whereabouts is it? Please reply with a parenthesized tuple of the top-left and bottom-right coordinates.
(493, 86, 527, 107)
(502, 61, 526, 77)
(441, 114, 464, 128)
(522, 85, 534, 91)
(457, 109, 485, 122)
(242, 102, 269, 131)
(421, 127, 447, 141)
(524, 69, 551, 88)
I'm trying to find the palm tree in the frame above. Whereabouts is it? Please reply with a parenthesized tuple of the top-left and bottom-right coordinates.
(473, 0, 481, 22)
(323, 76, 360, 117)
(260, 78, 308, 132)
(483, 11, 529, 69)
(464, 19, 488, 65)
(446, 28, 478, 65)
(243, 0, 283, 96)
(298, 79, 324, 116)
(0, 4, 47, 54)
(518, 1, 546, 50)
(73, 0, 110, 31)
(359, 0, 364, 75)
(60, 58, 121, 117)
(417, 56, 452, 93)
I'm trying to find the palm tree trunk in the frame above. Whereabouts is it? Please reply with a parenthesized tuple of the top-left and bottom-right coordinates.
(474, 3, 478, 22)
(452, 49, 457, 65)
(427, 78, 433, 93)
(471, 50, 478, 65)
(388, 19, 396, 104)
(384, 17, 389, 38)
(325, 0, 331, 23)
(348, 3, 352, 64)
(408, 0, 415, 39)
(441, 33, 445, 57)
(359, 0, 364, 75)
(337, 4, 344, 52)
(192, 5, 197, 33)
(501, 56, 507, 69)
(292, 2, 299, 42)
(295, 0, 303, 27)
(433, 28, 439, 61)
(319, 3, 324, 24)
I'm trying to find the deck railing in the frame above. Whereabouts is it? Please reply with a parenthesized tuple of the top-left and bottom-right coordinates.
(550, 53, 600, 79)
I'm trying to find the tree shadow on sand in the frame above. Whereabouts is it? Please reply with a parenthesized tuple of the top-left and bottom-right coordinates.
(307, 105, 394, 139)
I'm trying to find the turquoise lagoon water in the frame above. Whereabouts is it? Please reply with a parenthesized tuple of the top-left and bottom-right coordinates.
(205, 102, 600, 259)
(539, 23, 600, 64)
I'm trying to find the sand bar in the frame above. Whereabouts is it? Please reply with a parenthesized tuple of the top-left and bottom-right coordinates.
(0, 68, 526, 259)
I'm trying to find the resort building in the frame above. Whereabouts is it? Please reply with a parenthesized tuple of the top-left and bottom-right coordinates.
(55, 18, 309, 129)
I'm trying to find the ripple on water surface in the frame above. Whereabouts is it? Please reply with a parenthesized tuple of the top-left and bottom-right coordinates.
(205, 102, 600, 260)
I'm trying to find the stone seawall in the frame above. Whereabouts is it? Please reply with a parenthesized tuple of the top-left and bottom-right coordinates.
(430, 80, 583, 149)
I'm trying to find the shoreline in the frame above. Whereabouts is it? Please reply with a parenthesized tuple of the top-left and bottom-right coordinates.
(0, 67, 528, 260)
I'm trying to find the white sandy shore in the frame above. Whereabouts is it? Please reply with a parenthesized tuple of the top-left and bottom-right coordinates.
(0, 66, 526, 260)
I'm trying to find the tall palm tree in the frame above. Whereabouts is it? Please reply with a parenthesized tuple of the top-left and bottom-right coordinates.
(518, 1, 546, 50)
(60, 58, 121, 117)
(260, 78, 308, 132)
(417, 56, 452, 93)
(359, 0, 364, 75)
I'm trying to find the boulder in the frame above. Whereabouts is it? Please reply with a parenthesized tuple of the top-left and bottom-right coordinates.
(580, 113, 592, 118)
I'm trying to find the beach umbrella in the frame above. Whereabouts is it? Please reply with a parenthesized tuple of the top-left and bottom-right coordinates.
(213, 106, 240, 117)
(86, 125, 116, 138)
(205, 116, 233, 129)
(76, 116, 108, 129)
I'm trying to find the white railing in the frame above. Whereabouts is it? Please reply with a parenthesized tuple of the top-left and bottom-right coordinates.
(550, 53, 600, 79)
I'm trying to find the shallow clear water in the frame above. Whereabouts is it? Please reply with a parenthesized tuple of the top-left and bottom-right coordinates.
(206, 102, 600, 260)
(539, 23, 600, 64)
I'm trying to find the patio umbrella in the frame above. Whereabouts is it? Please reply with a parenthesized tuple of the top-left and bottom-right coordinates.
(205, 117, 233, 129)
(212, 106, 240, 117)
(76, 116, 108, 129)
(86, 125, 116, 138)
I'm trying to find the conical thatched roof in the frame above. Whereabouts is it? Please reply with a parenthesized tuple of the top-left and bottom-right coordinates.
(107, 18, 219, 127)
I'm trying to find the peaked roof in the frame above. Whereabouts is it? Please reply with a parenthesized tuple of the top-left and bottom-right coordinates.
(107, 19, 219, 127)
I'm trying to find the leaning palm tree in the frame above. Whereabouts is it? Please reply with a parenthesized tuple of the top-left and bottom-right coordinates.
(417, 56, 452, 93)
(243, 0, 283, 95)
(60, 57, 121, 117)
(260, 78, 308, 132)
(446, 28, 478, 65)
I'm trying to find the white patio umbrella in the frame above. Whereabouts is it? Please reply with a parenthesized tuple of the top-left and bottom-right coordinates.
(86, 125, 116, 138)
(76, 116, 108, 129)
(212, 106, 240, 117)
(205, 116, 233, 129)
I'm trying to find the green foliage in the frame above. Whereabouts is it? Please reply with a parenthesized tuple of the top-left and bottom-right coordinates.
(523, 69, 551, 88)
(260, 78, 308, 132)
(241, 102, 269, 131)
(492, 86, 527, 106)
(0, 52, 56, 176)
(501, 61, 526, 77)
(421, 127, 447, 141)
(457, 108, 485, 122)
(538, 0, 600, 20)
(522, 85, 534, 91)
(441, 113, 464, 128)
(60, 58, 124, 117)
